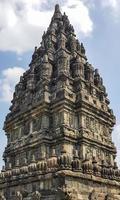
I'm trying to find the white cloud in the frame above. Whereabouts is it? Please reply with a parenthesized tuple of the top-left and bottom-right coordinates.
(112, 124, 120, 167)
(0, 0, 93, 53)
(83, 0, 120, 20)
(0, 67, 25, 102)
(101, 0, 118, 9)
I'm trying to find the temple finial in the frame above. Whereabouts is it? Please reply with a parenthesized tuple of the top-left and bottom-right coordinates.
(53, 4, 62, 20)
(55, 4, 60, 13)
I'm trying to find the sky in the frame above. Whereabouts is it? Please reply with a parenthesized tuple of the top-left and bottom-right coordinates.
(0, 0, 120, 169)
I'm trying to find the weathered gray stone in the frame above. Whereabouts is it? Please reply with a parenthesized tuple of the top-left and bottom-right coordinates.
(0, 4, 120, 200)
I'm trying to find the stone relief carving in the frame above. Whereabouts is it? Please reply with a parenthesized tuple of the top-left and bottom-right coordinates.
(89, 190, 98, 200)
(105, 193, 117, 200)
(54, 113, 61, 127)
(104, 152, 111, 165)
(86, 147, 93, 159)
(63, 112, 77, 129)
(32, 117, 42, 132)
(57, 185, 78, 200)
(16, 191, 23, 200)
(10, 127, 20, 142)
(83, 115, 111, 143)
(32, 191, 41, 200)
(96, 148, 104, 162)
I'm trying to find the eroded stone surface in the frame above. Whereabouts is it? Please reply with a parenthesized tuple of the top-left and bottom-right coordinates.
(0, 4, 120, 200)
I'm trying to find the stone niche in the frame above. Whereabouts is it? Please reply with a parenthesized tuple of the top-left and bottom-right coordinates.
(41, 115, 49, 129)
(17, 114, 50, 136)
(63, 111, 78, 129)
(53, 112, 63, 128)
(10, 126, 21, 142)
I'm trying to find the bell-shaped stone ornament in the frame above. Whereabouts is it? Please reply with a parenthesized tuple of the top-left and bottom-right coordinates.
(72, 150, 82, 172)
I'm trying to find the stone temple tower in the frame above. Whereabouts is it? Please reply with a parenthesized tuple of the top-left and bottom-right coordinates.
(0, 4, 120, 200)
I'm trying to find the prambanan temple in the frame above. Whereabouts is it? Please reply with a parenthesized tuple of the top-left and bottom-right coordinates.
(0, 4, 120, 200)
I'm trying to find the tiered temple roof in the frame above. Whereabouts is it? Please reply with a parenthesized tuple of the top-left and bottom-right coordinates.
(0, 4, 120, 200)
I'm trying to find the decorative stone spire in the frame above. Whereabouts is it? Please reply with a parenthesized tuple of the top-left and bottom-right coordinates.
(2, 4, 120, 200)
(72, 150, 82, 172)
(55, 4, 60, 12)
(53, 4, 62, 20)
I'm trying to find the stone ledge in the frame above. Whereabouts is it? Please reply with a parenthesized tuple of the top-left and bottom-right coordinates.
(56, 170, 120, 187)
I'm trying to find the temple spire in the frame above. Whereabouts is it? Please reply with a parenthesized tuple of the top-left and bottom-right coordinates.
(2, 4, 120, 200)
(55, 4, 61, 13)
(53, 4, 62, 19)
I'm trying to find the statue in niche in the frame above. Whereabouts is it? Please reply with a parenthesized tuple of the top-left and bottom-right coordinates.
(89, 190, 98, 200)
(105, 153, 111, 165)
(86, 147, 93, 159)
